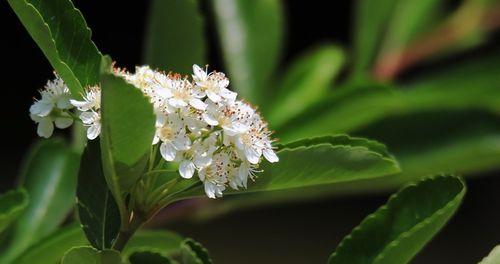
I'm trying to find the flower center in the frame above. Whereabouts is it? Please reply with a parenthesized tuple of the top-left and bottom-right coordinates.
(159, 126, 174, 141)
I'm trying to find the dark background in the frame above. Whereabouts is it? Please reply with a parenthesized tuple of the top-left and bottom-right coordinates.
(3, 1, 500, 263)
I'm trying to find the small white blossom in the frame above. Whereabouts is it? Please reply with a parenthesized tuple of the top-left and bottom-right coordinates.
(192, 64, 237, 103)
(166, 76, 206, 110)
(70, 86, 101, 111)
(30, 76, 72, 116)
(29, 75, 74, 137)
(30, 112, 73, 138)
(29, 64, 279, 199)
(79, 111, 101, 140)
(153, 113, 190, 161)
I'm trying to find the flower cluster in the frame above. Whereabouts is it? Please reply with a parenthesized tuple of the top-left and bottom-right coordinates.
(29, 65, 279, 198)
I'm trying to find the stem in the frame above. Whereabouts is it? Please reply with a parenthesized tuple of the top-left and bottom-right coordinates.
(112, 212, 146, 251)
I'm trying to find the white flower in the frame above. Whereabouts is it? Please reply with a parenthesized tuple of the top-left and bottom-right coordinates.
(235, 161, 258, 189)
(198, 152, 232, 198)
(153, 113, 191, 161)
(79, 111, 101, 140)
(166, 76, 206, 110)
(123, 66, 156, 90)
(70, 86, 101, 111)
(176, 136, 217, 179)
(192, 64, 237, 103)
(202, 101, 248, 136)
(29, 64, 280, 199)
(30, 112, 73, 138)
(30, 76, 72, 117)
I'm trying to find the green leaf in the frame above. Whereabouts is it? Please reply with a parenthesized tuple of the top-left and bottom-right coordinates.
(377, 0, 443, 56)
(267, 45, 345, 127)
(99, 72, 156, 215)
(143, 0, 206, 74)
(7, 0, 101, 96)
(212, 0, 284, 104)
(280, 50, 500, 143)
(61, 246, 122, 264)
(77, 141, 120, 249)
(351, 0, 398, 79)
(13, 224, 87, 264)
(123, 229, 183, 258)
(349, 110, 500, 191)
(175, 135, 400, 199)
(277, 83, 397, 142)
(1, 139, 80, 262)
(180, 238, 212, 264)
(0, 189, 28, 235)
(328, 175, 466, 264)
(479, 245, 500, 264)
(12, 225, 180, 264)
(129, 251, 173, 264)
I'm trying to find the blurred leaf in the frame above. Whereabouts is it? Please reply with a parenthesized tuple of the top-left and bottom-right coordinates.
(479, 245, 500, 264)
(328, 175, 466, 264)
(14, 224, 87, 264)
(129, 251, 173, 264)
(13, 225, 181, 264)
(378, 0, 444, 57)
(280, 51, 500, 143)
(143, 0, 206, 74)
(77, 141, 120, 249)
(351, 0, 398, 79)
(123, 229, 183, 257)
(212, 0, 284, 104)
(1, 139, 80, 262)
(100, 72, 156, 216)
(277, 83, 398, 142)
(181, 238, 212, 264)
(61, 246, 122, 264)
(7, 0, 101, 96)
(0, 189, 28, 236)
(341, 110, 500, 192)
(175, 135, 400, 199)
(267, 45, 345, 127)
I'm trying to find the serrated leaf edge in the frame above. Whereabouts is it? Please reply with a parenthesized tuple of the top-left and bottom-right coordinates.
(10, 0, 102, 96)
(329, 175, 466, 263)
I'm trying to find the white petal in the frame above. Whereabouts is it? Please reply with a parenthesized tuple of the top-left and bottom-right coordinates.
(156, 87, 172, 98)
(194, 153, 212, 168)
(160, 143, 176, 161)
(79, 111, 96, 124)
(37, 118, 54, 138)
(263, 149, 279, 163)
(54, 116, 73, 129)
(206, 90, 221, 103)
(202, 113, 219, 126)
(220, 88, 237, 100)
(189, 98, 207, 110)
(204, 182, 216, 199)
(56, 97, 72, 109)
(179, 160, 196, 179)
(192, 64, 207, 80)
(173, 134, 191, 150)
(245, 147, 261, 164)
(238, 165, 249, 188)
(152, 135, 160, 145)
(30, 101, 53, 116)
(70, 99, 91, 111)
(169, 98, 188, 108)
(198, 168, 206, 181)
(87, 124, 101, 140)
(223, 123, 248, 136)
(229, 180, 239, 190)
